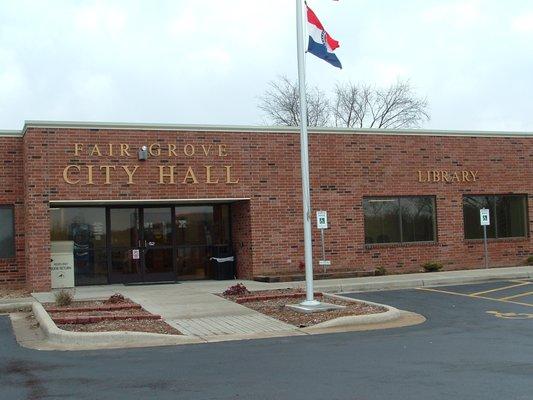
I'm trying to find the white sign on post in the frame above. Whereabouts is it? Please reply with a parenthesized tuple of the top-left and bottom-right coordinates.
(480, 208, 490, 226)
(132, 249, 140, 260)
(316, 211, 328, 229)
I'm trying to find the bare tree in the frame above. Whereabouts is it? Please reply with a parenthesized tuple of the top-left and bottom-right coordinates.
(332, 80, 429, 129)
(258, 76, 330, 127)
(259, 77, 429, 129)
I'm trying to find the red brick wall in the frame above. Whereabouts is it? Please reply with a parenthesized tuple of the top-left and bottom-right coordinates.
(0, 137, 25, 288)
(231, 200, 252, 278)
(10, 127, 533, 290)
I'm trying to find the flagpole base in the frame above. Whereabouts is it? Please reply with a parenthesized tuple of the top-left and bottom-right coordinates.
(286, 301, 346, 314)
(300, 299, 321, 307)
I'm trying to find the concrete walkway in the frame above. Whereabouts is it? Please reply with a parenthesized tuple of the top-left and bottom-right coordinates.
(29, 266, 533, 340)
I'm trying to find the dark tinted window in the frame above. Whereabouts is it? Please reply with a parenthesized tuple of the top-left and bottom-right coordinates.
(463, 195, 528, 239)
(51, 207, 108, 285)
(0, 206, 15, 258)
(401, 197, 436, 242)
(364, 197, 436, 244)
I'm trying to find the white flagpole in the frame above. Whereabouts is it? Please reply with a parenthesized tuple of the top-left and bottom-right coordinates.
(296, 0, 319, 306)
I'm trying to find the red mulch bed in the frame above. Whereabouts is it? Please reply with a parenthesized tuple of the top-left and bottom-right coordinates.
(58, 319, 181, 335)
(44, 296, 181, 335)
(222, 288, 387, 328)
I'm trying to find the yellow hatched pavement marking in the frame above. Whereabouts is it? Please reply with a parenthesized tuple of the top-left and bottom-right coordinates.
(500, 291, 533, 301)
(417, 287, 533, 307)
(469, 282, 530, 296)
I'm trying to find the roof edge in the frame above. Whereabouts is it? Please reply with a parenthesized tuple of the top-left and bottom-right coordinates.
(0, 129, 23, 137)
(16, 120, 533, 138)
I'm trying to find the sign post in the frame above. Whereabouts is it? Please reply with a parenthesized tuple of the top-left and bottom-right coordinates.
(480, 208, 490, 269)
(316, 211, 331, 273)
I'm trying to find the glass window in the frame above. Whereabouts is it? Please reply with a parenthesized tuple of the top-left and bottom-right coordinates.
(363, 196, 436, 244)
(0, 206, 15, 258)
(463, 195, 528, 239)
(175, 206, 215, 246)
(401, 197, 436, 242)
(50, 207, 108, 285)
(110, 208, 140, 247)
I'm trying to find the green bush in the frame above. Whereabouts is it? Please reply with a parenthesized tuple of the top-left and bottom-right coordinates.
(527, 256, 533, 265)
(54, 289, 73, 307)
(374, 266, 387, 276)
(422, 262, 443, 273)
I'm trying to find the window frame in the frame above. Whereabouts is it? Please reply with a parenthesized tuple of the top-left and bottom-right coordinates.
(0, 205, 15, 259)
(462, 194, 529, 240)
(363, 195, 438, 245)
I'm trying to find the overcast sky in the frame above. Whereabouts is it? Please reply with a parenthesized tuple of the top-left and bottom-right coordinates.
(1, 0, 533, 131)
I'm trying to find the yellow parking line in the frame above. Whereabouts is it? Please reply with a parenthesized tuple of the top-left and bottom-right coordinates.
(417, 287, 533, 307)
(500, 291, 533, 301)
(469, 282, 530, 296)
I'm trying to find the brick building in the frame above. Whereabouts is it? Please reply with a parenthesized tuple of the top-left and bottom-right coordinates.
(0, 121, 531, 292)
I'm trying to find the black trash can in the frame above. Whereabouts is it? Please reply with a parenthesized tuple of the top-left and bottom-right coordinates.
(210, 256, 235, 280)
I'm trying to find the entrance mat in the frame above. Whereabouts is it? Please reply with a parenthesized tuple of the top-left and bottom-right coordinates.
(124, 281, 180, 286)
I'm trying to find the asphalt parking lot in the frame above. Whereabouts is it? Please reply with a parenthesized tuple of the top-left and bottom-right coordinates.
(0, 279, 532, 400)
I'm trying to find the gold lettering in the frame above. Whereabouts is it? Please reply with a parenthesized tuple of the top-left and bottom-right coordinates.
(451, 171, 460, 182)
(418, 170, 425, 182)
(149, 143, 161, 157)
(182, 167, 199, 184)
(168, 144, 178, 157)
(462, 170, 470, 182)
(442, 171, 450, 183)
(87, 165, 94, 185)
(122, 165, 139, 185)
(219, 144, 228, 157)
(63, 165, 80, 184)
(158, 166, 175, 184)
(108, 143, 113, 156)
(432, 170, 440, 182)
(225, 165, 239, 184)
(205, 165, 219, 184)
(90, 144, 102, 157)
(184, 144, 195, 157)
(74, 143, 83, 156)
(99, 165, 116, 184)
(470, 170, 478, 181)
(120, 144, 131, 157)
(201, 144, 212, 156)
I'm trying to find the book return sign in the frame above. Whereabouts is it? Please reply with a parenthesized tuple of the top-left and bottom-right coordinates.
(316, 211, 331, 271)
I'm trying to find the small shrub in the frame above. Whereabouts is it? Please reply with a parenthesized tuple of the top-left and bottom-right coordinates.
(223, 283, 250, 297)
(105, 293, 126, 304)
(374, 266, 387, 276)
(422, 262, 443, 273)
(527, 256, 533, 265)
(54, 289, 73, 307)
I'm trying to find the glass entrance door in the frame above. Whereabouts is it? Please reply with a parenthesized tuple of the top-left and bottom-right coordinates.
(109, 208, 142, 283)
(142, 207, 174, 281)
(109, 207, 175, 283)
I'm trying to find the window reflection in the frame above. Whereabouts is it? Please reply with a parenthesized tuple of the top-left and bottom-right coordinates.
(463, 195, 528, 239)
(364, 196, 436, 244)
(50, 207, 108, 285)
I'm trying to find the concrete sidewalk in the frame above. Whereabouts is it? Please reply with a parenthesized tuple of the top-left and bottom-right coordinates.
(29, 266, 532, 340)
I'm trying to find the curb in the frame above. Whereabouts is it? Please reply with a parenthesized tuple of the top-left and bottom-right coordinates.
(32, 302, 204, 348)
(311, 267, 533, 294)
(0, 301, 34, 314)
(303, 293, 402, 330)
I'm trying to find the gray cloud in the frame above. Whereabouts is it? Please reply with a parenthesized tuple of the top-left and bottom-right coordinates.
(1, 0, 532, 131)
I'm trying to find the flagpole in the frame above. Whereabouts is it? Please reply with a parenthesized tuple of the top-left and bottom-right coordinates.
(296, 0, 319, 306)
